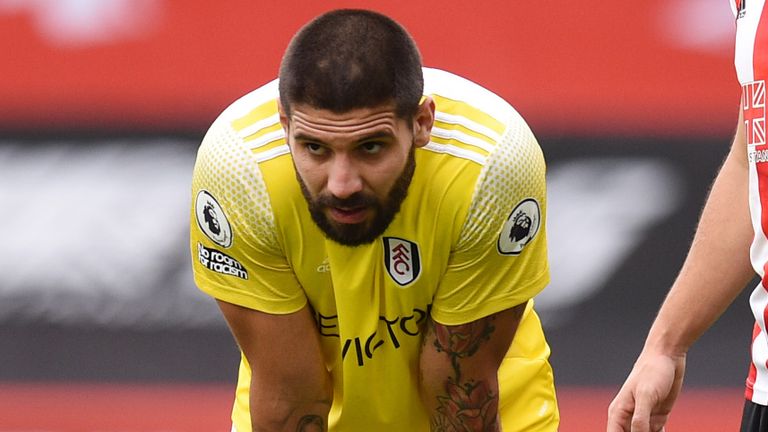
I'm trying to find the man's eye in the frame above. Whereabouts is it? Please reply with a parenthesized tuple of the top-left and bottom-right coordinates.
(305, 143, 326, 155)
(360, 142, 383, 154)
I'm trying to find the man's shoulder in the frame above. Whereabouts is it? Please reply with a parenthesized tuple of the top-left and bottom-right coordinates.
(421, 68, 536, 178)
(423, 67, 534, 159)
(423, 67, 518, 123)
(192, 79, 286, 247)
(198, 77, 286, 173)
(214, 79, 281, 127)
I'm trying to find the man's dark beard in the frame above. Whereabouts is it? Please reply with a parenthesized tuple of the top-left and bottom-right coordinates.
(297, 147, 416, 246)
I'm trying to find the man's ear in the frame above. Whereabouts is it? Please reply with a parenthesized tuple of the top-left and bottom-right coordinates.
(278, 102, 290, 132)
(412, 96, 435, 148)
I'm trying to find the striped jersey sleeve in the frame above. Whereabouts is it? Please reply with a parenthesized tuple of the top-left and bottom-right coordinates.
(424, 68, 550, 325)
(190, 80, 307, 314)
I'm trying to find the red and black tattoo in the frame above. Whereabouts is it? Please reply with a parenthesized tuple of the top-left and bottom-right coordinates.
(428, 317, 501, 432)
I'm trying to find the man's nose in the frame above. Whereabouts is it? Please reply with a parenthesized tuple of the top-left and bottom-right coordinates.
(326, 155, 363, 200)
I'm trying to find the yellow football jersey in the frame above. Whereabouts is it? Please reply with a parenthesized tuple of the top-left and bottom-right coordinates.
(191, 68, 558, 431)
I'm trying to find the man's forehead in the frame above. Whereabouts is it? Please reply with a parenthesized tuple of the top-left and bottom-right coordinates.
(290, 103, 403, 138)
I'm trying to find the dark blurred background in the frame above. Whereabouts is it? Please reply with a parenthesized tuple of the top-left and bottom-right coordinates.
(0, 0, 751, 430)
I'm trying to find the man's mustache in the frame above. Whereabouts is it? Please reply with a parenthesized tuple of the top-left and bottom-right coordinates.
(315, 192, 378, 209)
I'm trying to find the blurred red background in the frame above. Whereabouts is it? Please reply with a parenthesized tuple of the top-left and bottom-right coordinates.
(0, 1, 748, 431)
(0, 0, 740, 137)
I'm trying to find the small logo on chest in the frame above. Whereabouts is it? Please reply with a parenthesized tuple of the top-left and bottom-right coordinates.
(383, 237, 421, 286)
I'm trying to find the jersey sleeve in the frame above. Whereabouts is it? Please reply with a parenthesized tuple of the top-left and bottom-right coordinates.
(430, 112, 550, 326)
(190, 113, 307, 314)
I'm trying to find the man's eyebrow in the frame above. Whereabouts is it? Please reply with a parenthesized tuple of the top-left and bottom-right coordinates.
(358, 129, 395, 141)
(293, 133, 326, 144)
(356, 131, 396, 142)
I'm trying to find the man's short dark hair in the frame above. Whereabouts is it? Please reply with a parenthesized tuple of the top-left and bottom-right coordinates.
(279, 9, 424, 119)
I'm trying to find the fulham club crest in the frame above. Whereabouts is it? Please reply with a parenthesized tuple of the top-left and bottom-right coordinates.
(195, 190, 233, 248)
(497, 198, 541, 255)
(383, 237, 421, 286)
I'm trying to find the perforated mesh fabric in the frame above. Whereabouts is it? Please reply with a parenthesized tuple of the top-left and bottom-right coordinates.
(457, 112, 546, 250)
(192, 118, 281, 255)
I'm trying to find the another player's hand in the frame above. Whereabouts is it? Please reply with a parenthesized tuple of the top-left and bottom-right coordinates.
(606, 351, 686, 432)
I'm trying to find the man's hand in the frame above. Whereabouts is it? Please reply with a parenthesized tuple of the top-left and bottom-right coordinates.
(607, 352, 686, 432)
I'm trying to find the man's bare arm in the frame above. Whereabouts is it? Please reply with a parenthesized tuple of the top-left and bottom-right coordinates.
(607, 109, 755, 432)
(419, 303, 526, 431)
(217, 301, 332, 432)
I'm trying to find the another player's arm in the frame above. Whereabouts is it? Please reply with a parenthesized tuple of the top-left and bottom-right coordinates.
(419, 302, 526, 432)
(217, 301, 332, 432)
(607, 109, 755, 432)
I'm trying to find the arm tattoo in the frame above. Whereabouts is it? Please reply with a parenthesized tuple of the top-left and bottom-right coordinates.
(427, 317, 501, 431)
(295, 415, 325, 432)
(431, 380, 500, 432)
(432, 317, 495, 382)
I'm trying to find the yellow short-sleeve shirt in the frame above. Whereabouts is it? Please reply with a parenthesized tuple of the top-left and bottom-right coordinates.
(191, 68, 558, 431)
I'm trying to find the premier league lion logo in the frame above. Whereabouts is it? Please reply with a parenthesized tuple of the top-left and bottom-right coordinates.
(195, 190, 233, 248)
(498, 198, 540, 255)
(509, 211, 532, 243)
(202, 201, 221, 236)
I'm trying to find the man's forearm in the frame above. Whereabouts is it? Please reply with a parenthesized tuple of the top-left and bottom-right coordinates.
(425, 318, 502, 431)
(250, 389, 332, 432)
(645, 134, 754, 356)
(420, 305, 525, 431)
(215, 302, 333, 432)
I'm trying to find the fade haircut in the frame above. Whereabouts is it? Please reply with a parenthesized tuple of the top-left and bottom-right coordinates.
(279, 9, 424, 119)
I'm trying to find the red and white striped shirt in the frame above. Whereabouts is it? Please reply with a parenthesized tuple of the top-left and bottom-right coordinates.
(732, 0, 768, 405)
